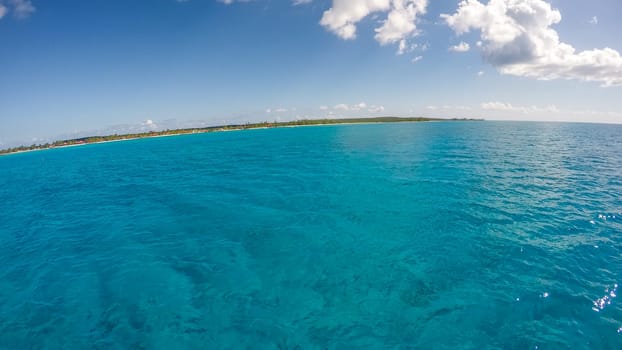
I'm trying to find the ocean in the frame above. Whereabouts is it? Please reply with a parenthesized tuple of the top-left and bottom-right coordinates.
(1, 121, 621, 349)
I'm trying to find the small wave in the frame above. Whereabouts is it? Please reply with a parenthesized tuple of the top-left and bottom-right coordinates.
(596, 213, 619, 221)
(592, 284, 618, 312)
(590, 212, 620, 225)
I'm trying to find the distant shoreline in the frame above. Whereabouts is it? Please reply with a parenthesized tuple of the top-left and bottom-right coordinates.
(0, 117, 481, 156)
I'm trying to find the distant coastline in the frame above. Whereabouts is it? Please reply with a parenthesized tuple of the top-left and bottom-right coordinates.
(0, 117, 481, 156)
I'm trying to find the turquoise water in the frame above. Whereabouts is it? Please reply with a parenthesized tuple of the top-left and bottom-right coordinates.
(1, 121, 621, 349)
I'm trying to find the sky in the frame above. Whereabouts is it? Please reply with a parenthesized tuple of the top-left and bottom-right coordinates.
(0, 0, 621, 147)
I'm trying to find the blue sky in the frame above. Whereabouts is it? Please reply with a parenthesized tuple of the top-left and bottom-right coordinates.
(0, 0, 621, 146)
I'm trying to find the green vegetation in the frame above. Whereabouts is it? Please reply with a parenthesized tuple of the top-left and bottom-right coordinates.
(0, 117, 480, 155)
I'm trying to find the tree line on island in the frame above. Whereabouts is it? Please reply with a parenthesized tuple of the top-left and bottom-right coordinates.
(0, 117, 480, 155)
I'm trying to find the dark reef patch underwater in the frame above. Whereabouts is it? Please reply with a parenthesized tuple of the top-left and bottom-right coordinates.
(1, 121, 621, 349)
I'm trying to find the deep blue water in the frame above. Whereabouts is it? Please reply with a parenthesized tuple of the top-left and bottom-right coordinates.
(1, 121, 622, 349)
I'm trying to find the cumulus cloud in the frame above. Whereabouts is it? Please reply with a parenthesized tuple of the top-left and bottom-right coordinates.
(442, 0, 622, 86)
(449, 41, 470, 52)
(375, 0, 427, 45)
(142, 119, 158, 130)
(320, 0, 427, 52)
(320, 0, 390, 40)
(0, 0, 35, 19)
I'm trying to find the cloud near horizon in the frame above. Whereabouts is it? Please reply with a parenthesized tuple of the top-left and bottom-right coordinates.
(332, 102, 385, 113)
(481, 101, 559, 114)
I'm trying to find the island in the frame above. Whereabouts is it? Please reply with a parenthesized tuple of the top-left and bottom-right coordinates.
(0, 117, 481, 156)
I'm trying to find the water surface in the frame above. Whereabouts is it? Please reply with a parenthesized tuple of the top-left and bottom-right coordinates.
(1, 121, 621, 349)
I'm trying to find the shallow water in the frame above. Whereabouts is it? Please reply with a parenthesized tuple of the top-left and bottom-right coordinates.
(1, 121, 621, 349)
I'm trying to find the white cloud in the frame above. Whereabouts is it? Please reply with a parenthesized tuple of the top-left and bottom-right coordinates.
(442, 0, 622, 87)
(589, 16, 598, 25)
(11, 0, 34, 18)
(0, 0, 35, 18)
(397, 39, 408, 55)
(426, 105, 471, 111)
(449, 41, 470, 52)
(334, 103, 350, 111)
(320, 0, 390, 40)
(293, 0, 312, 5)
(142, 119, 159, 130)
(368, 105, 385, 113)
(320, 0, 427, 53)
(319, 105, 329, 110)
(266, 107, 289, 113)
(481, 101, 515, 111)
(397, 40, 426, 55)
(478, 70, 484, 76)
(334, 102, 364, 111)
(375, 0, 427, 45)
(411, 55, 423, 63)
(481, 101, 559, 113)
(218, 0, 253, 4)
(333, 102, 382, 112)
